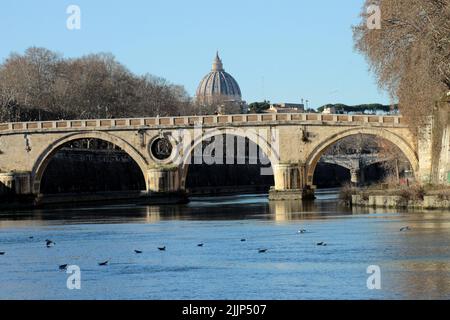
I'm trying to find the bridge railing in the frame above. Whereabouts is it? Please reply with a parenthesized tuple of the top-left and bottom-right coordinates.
(0, 113, 403, 132)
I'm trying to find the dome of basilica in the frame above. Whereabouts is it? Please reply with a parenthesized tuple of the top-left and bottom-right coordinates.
(196, 52, 242, 105)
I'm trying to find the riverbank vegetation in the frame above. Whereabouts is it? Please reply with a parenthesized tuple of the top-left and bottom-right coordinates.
(340, 179, 450, 209)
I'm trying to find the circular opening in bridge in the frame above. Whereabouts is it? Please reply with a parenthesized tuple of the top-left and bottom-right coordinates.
(150, 137, 173, 161)
(185, 134, 274, 196)
(40, 138, 146, 194)
(313, 134, 414, 189)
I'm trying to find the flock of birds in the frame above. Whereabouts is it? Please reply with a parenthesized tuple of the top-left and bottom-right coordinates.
(0, 225, 413, 269)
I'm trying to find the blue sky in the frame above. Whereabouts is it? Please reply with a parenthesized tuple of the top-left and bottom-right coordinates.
(0, 0, 391, 108)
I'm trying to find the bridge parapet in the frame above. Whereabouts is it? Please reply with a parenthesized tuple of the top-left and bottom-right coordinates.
(0, 113, 405, 134)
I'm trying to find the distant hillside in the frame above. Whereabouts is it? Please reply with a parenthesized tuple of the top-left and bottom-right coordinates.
(317, 103, 398, 113)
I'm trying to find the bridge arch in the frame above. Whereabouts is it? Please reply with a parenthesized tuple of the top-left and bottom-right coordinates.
(305, 127, 419, 185)
(31, 131, 149, 194)
(179, 127, 280, 190)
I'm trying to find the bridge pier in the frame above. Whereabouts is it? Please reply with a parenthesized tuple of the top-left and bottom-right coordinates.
(147, 166, 184, 192)
(268, 164, 315, 200)
(0, 172, 32, 196)
(0, 172, 35, 207)
(146, 166, 188, 202)
(350, 168, 365, 187)
(417, 99, 450, 184)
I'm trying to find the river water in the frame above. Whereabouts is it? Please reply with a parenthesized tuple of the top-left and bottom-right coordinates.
(1, 189, 450, 300)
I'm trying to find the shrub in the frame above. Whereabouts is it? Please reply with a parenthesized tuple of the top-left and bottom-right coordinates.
(339, 183, 354, 205)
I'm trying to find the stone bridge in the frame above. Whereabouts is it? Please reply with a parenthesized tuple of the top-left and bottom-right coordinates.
(0, 112, 440, 203)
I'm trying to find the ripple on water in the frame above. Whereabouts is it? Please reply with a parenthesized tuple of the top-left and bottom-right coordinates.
(1, 193, 450, 299)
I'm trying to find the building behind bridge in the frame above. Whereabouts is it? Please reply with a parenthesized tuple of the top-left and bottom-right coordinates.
(266, 103, 305, 114)
(195, 52, 248, 115)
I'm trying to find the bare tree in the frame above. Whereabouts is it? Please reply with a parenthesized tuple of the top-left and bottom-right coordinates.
(0, 47, 193, 122)
(353, 0, 450, 131)
(376, 138, 409, 182)
(325, 134, 379, 156)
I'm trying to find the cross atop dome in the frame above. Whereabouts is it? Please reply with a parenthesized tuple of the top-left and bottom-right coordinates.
(212, 51, 224, 71)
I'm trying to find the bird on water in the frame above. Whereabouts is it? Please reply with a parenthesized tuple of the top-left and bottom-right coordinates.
(317, 242, 327, 246)
(98, 260, 109, 266)
(158, 246, 166, 251)
(197, 243, 204, 247)
(134, 250, 143, 254)
(258, 249, 268, 253)
(59, 264, 68, 271)
(400, 226, 411, 232)
(0, 252, 5, 255)
(46, 240, 55, 247)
